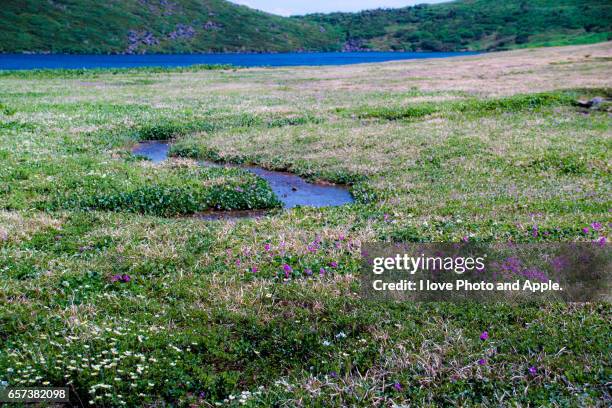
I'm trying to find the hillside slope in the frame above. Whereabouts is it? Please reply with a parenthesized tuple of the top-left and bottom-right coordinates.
(0, 0, 610, 54)
(0, 0, 340, 54)
(299, 0, 612, 51)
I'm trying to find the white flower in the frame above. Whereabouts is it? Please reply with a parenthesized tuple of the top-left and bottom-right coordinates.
(322, 340, 331, 346)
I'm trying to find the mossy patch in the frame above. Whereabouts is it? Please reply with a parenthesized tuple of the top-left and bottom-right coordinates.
(46, 166, 281, 216)
(346, 91, 580, 121)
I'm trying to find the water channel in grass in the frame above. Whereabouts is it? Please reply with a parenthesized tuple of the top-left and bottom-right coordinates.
(132, 140, 354, 219)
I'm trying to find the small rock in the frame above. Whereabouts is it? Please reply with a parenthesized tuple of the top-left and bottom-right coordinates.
(590, 97, 605, 108)
(577, 97, 608, 109)
(576, 100, 590, 108)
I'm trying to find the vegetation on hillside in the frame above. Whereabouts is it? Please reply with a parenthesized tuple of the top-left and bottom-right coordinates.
(1, 0, 611, 54)
(299, 0, 612, 51)
(0, 0, 339, 54)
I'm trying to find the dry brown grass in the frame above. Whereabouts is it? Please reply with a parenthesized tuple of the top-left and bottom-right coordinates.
(0, 211, 64, 244)
(258, 42, 612, 96)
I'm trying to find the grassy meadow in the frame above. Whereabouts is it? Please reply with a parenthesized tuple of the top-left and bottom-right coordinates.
(0, 43, 611, 406)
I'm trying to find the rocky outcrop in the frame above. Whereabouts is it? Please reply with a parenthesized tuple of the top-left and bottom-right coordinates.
(203, 21, 223, 31)
(126, 30, 159, 54)
(168, 24, 196, 40)
(342, 38, 368, 52)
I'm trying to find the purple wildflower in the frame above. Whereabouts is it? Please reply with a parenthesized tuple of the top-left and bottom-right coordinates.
(531, 225, 539, 238)
(591, 222, 602, 231)
(478, 359, 487, 366)
(338, 235, 345, 241)
(305, 269, 313, 276)
(283, 264, 292, 279)
(109, 274, 131, 284)
(264, 243, 271, 252)
(251, 267, 258, 273)
(462, 236, 469, 243)
(319, 268, 326, 276)
(597, 236, 607, 247)
(393, 382, 402, 391)
(329, 261, 338, 268)
(528, 366, 537, 376)
(480, 331, 489, 341)
(235, 259, 241, 266)
(551, 256, 569, 273)
(582, 227, 590, 234)
(330, 371, 338, 378)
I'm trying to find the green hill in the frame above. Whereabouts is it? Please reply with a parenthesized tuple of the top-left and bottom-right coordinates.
(0, 0, 340, 53)
(298, 0, 612, 52)
(0, 0, 610, 54)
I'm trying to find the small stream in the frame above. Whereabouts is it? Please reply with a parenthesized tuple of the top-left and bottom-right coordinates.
(132, 141, 354, 218)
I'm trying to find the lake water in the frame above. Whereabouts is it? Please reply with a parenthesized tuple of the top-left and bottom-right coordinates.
(0, 52, 479, 70)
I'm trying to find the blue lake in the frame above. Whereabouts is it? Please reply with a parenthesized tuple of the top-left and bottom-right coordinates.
(0, 52, 479, 70)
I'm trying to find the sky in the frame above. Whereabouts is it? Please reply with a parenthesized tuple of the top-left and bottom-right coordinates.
(229, 1, 447, 17)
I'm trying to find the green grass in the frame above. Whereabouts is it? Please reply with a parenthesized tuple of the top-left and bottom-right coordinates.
(347, 91, 593, 121)
(0, 64, 239, 79)
(0, 45, 610, 406)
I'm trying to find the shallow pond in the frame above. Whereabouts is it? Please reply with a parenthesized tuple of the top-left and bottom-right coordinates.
(132, 141, 170, 163)
(132, 141, 354, 216)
